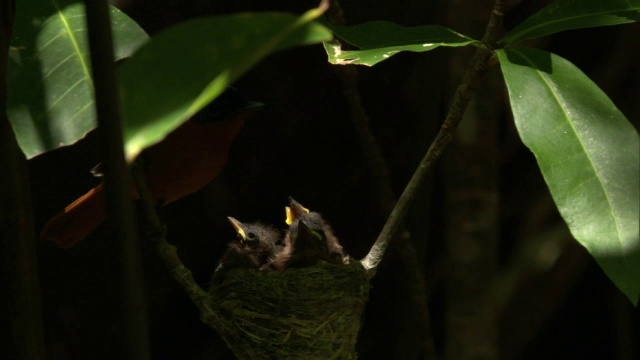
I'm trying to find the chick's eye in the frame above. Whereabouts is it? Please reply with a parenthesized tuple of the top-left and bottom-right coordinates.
(246, 232, 257, 242)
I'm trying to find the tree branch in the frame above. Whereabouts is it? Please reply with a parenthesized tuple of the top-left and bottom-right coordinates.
(326, 2, 438, 357)
(361, 0, 504, 275)
(131, 161, 220, 328)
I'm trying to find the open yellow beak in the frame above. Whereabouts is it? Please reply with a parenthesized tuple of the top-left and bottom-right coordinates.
(227, 216, 247, 241)
(285, 197, 310, 225)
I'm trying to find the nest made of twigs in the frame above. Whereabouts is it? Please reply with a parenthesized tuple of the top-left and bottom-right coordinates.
(206, 261, 370, 359)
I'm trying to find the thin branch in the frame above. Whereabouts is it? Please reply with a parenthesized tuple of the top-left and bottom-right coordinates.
(361, 0, 504, 274)
(1, 1, 47, 358)
(83, 1, 149, 358)
(326, 2, 437, 357)
(337, 62, 439, 360)
(326, 3, 395, 216)
(131, 161, 219, 327)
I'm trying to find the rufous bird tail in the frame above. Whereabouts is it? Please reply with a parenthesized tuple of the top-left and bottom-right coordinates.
(40, 183, 106, 248)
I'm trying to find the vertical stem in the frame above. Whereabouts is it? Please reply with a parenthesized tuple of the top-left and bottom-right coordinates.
(131, 162, 217, 327)
(1, 2, 47, 359)
(83, 1, 150, 359)
(326, 1, 437, 357)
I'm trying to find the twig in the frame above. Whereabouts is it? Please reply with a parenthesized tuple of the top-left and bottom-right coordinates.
(361, 0, 504, 274)
(83, 1, 149, 358)
(1, 1, 47, 358)
(326, 2, 437, 357)
(131, 161, 219, 327)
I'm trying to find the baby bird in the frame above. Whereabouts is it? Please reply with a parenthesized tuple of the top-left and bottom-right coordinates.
(269, 198, 347, 270)
(213, 217, 283, 281)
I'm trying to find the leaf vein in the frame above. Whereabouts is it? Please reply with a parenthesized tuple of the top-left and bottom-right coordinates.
(51, 0, 94, 95)
(512, 49, 624, 249)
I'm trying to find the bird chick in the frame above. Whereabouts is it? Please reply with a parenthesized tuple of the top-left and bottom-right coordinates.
(269, 198, 347, 270)
(213, 217, 283, 281)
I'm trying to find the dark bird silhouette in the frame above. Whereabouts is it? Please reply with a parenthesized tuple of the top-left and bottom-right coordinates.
(269, 197, 348, 270)
(213, 217, 283, 281)
(40, 88, 262, 248)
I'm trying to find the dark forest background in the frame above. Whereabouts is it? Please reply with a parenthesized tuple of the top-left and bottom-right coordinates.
(3, 0, 639, 359)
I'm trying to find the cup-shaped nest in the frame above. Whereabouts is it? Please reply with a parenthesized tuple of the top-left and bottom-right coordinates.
(207, 261, 370, 359)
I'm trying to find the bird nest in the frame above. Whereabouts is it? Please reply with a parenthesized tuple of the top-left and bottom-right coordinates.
(206, 261, 370, 359)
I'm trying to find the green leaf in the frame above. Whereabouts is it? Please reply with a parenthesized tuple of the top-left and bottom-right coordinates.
(8, 0, 148, 159)
(504, 0, 640, 45)
(119, 5, 332, 161)
(497, 48, 640, 305)
(322, 20, 478, 66)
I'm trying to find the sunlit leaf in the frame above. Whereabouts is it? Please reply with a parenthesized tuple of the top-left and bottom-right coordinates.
(322, 20, 477, 66)
(504, 0, 640, 45)
(497, 48, 640, 304)
(8, 0, 148, 158)
(120, 5, 332, 160)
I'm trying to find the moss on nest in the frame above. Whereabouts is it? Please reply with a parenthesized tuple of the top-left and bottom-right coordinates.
(206, 261, 370, 359)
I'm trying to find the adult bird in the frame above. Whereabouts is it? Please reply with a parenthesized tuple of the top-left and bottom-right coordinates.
(270, 198, 348, 270)
(213, 217, 283, 282)
(40, 88, 262, 248)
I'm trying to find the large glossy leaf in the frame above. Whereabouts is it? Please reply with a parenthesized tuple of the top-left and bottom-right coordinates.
(504, 0, 640, 45)
(497, 48, 640, 304)
(120, 6, 331, 160)
(8, 0, 148, 159)
(322, 20, 477, 66)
